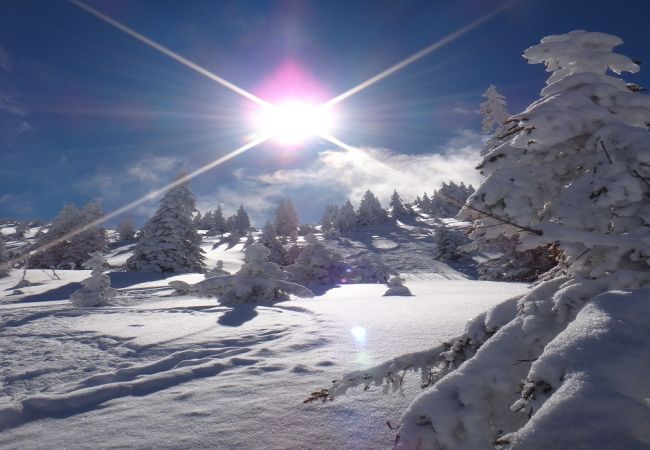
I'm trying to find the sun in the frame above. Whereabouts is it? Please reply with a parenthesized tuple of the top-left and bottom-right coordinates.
(252, 100, 335, 145)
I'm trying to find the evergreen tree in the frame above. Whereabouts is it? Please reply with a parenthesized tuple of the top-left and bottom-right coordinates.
(389, 190, 408, 219)
(320, 204, 339, 236)
(429, 181, 475, 218)
(258, 222, 286, 265)
(116, 218, 136, 242)
(70, 252, 115, 307)
(480, 85, 510, 135)
(229, 205, 251, 236)
(420, 193, 432, 213)
(126, 180, 205, 273)
(333, 199, 357, 234)
(357, 190, 387, 226)
(434, 224, 471, 261)
(0, 232, 9, 277)
(274, 198, 300, 241)
(29, 202, 106, 269)
(287, 234, 346, 286)
(209, 205, 227, 235)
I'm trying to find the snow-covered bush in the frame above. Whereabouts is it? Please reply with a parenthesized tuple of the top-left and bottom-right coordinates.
(70, 252, 115, 307)
(170, 243, 313, 305)
(126, 180, 205, 273)
(383, 276, 412, 296)
(325, 31, 650, 449)
(287, 234, 346, 286)
(434, 224, 471, 261)
(28, 202, 106, 269)
(349, 253, 398, 283)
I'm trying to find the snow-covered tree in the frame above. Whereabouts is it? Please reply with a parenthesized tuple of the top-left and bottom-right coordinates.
(429, 181, 475, 218)
(229, 205, 251, 236)
(357, 190, 387, 226)
(15, 222, 29, 239)
(116, 218, 136, 242)
(420, 193, 432, 214)
(204, 205, 227, 236)
(389, 190, 408, 220)
(320, 204, 339, 236)
(478, 235, 557, 282)
(480, 84, 510, 135)
(287, 234, 346, 286)
(125, 181, 206, 273)
(28, 202, 106, 269)
(170, 243, 313, 305)
(274, 199, 300, 241)
(70, 252, 115, 307)
(434, 224, 471, 261)
(349, 253, 398, 283)
(333, 199, 357, 234)
(258, 222, 286, 265)
(0, 232, 9, 277)
(326, 31, 650, 450)
(480, 85, 511, 157)
(383, 276, 412, 296)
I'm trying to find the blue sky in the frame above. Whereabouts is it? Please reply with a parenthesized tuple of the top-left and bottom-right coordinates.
(2, 0, 650, 225)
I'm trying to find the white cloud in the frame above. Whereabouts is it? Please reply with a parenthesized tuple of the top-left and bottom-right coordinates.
(253, 129, 484, 204)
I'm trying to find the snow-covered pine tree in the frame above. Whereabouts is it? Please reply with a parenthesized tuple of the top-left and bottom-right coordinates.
(28, 202, 106, 269)
(208, 205, 227, 235)
(420, 193, 432, 214)
(320, 204, 339, 236)
(229, 205, 251, 237)
(357, 190, 387, 226)
(70, 252, 115, 307)
(389, 190, 408, 220)
(333, 199, 357, 234)
(429, 181, 475, 218)
(434, 223, 471, 261)
(204, 260, 230, 279)
(0, 232, 9, 277)
(15, 222, 29, 239)
(192, 211, 203, 229)
(274, 198, 299, 241)
(170, 243, 313, 304)
(480, 85, 510, 141)
(287, 234, 346, 286)
(328, 31, 650, 450)
(116, 218, 136, 242)
(258, 222, 286, 265)
(125, 180, 205, 273)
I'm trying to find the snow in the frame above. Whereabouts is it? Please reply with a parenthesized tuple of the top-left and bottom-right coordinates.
(0, 248, 528, 449)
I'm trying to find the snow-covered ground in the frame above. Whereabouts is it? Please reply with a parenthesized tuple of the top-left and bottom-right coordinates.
(0, 233, 528, 449)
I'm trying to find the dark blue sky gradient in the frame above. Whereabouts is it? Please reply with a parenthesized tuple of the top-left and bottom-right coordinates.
(2, 0, 650, 223)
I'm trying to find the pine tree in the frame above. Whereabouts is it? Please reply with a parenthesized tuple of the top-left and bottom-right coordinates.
(389, 190, 408, 220)
(209, 205, 227, 235)
(170, 243, 313, 304)
(0, 232, 9, 278)
(434, 224, 471, 261)
(126, 180, 206, 273)
(274, 199, 300, 241)
(116, 218, 136, 242)
(357, 190, 387, 226)
(28, 202, 106, 269)
(349, 253, 398, 283)
(230, 205, 251, 236)
(420, 193, 432, 214)
(320, 204, 339, 236)
(480, 85, 510, 135)
(70, 252, 115, 307)
(259, 222, 286, 265)
(429, 181, 475, 218)
(334, 199, 357, 234)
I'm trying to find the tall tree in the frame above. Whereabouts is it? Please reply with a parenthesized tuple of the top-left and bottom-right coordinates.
(274, 198, 300, 241)
(389, 190, 408, 219)
(0, 232, 9, 277)
(126, 180, 205, 273)
(357, 190, 387, 226)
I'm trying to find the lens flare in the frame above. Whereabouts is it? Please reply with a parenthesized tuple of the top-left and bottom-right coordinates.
(252, 101, 335, 145)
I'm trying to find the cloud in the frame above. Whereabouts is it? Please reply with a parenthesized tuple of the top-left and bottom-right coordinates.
(0, 192, 35, 216)
(197, 130, 485, 225)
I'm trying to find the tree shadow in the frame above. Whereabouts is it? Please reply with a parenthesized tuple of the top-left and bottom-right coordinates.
(217, 304, 259, 327)
(17, 282, 82, 303)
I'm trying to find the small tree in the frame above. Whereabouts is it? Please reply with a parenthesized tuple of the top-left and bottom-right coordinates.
(209, 205, 227, 235)
(349, 253, 398, 283)
(170, 243, 313, 304)
(333, 200, 357, 234)
(434, 224, 471, 261)
(70, 252, 115, 307)
(116, 218, 136, 242)
(205, 260, 230, 279)
(0, 233, 9, 277)
(274, 198, 300, 241)
(126, 180, 206, 273)
(383, 276, 412, 296)
(258, 223, 286, 265)
(229, 205, 251, 237)
(389, 190, 408, 220)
